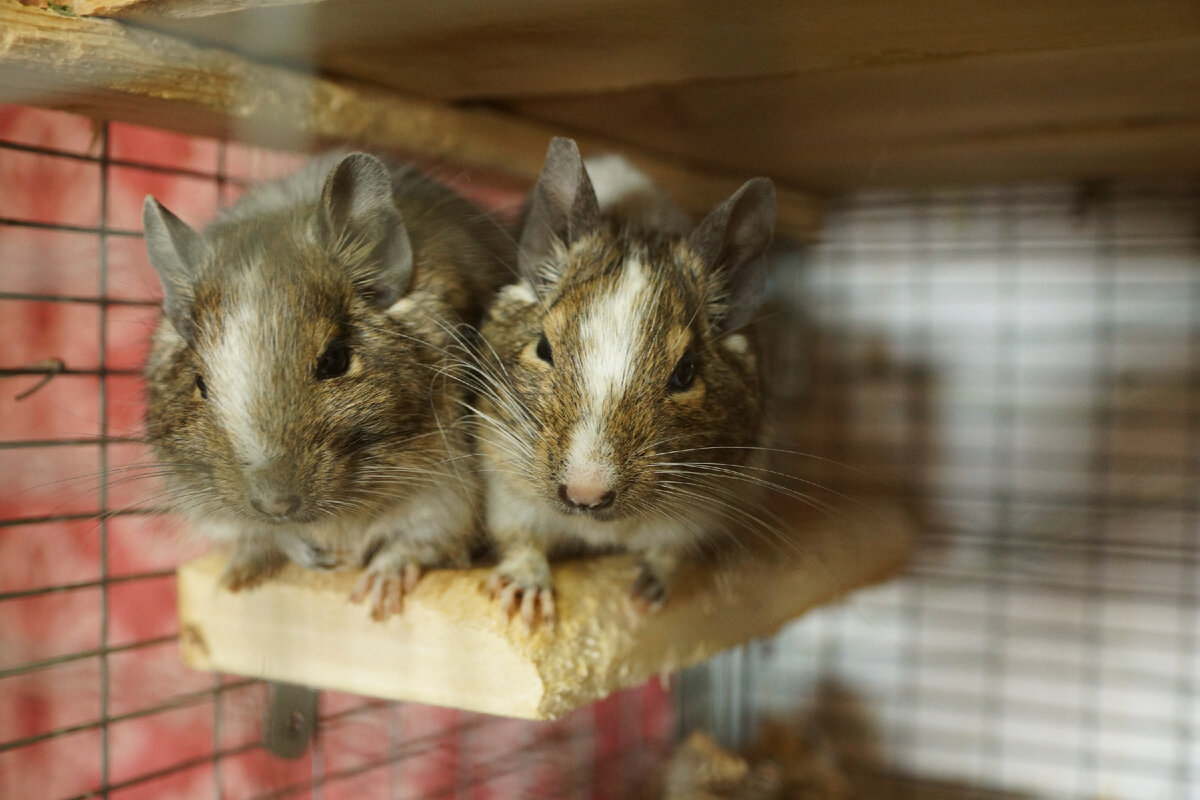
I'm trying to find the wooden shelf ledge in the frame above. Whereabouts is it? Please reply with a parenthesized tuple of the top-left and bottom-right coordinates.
(178, 502, 913, 720)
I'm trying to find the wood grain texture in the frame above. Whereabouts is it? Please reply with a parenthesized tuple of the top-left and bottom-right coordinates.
(0, 4, 821, 237)
(514, 38, 1200, 191)
(73, 0, 1200, 100)
(177, 502, 914, 719)
(58, 0, 1200, 192)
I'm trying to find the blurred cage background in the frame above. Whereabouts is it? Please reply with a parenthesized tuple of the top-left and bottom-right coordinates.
(1, 101, 1198, 799)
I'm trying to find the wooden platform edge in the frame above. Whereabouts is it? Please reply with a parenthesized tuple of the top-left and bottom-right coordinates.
(177, 502, 914, 720)
(0, 3, 822, 239)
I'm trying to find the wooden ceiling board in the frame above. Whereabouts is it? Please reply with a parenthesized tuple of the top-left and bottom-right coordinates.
(83, 0, 1200, 101)
(23, 0, 1200, 192)
(768, 121, 1200, 191)
(511, 38, 1200, 191)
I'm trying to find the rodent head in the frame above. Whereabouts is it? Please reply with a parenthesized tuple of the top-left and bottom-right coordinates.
(142, 153, 447, 527)
(478, 138, 775, 524)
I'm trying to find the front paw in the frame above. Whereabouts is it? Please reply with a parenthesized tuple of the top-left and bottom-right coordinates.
(220, 547, 286, 593)
(630, 564, 672, 615)
(300, 542, 342, 570)
(487, 549, 556, 629)
(279, 536, 343, 571)
(351, 548, 423, 622)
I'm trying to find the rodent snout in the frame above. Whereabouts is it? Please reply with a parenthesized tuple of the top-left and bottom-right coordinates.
(558, 482, 616, 511)
(250, 492, 302, 520)
(246, 467, 304, 521)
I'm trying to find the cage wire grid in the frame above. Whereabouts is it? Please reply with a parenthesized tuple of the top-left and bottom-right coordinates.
(3, 102, 1200, 800)
(0, 106, 672, 800)
(682, 184, 1200, 800)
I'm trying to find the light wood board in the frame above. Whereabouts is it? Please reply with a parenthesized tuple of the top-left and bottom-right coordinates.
(178, 502, 913, 719)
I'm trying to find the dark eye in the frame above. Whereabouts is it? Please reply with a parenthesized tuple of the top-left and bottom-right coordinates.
(194, 374, 208, 400)
(667, 350, 696, 393)
(535, 332, 553, 365)
(316, 339, 352, 380)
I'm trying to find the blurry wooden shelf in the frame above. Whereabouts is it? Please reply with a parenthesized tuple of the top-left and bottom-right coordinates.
(15, 0, 1200, 193)
(177, 501, 913, 720)
(11, 0, 1200, 220)
(0, 3, 822, 238)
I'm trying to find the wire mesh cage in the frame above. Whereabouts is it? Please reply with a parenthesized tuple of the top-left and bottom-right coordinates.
(683, 184, 1200, 799)
(2, 103, 1199, 799)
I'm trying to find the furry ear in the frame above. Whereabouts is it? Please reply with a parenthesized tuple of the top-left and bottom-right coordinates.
(689, 178, 776, 331)
(319, 153, 413, 309)
(518, 137, 601, 293)
(143, 197, 206, 341)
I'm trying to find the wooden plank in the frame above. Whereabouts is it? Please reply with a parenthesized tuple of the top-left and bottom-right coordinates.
(178, 501, 914, 719)
(778, 120, 1200, 191)
(0, 4, 822, 237)
(515, 38, 1200, 191)
(70, 0, 1200, 100)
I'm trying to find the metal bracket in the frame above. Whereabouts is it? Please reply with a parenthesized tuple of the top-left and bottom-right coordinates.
(263, 682, 318, 759)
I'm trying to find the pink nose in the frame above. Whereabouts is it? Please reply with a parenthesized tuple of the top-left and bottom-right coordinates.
(250, 490, 301, 519)
(558, 481, 616, 510)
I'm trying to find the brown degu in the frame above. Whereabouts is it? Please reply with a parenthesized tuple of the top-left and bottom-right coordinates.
(474, 138, 775, 625)
(142, 151, 511, 619)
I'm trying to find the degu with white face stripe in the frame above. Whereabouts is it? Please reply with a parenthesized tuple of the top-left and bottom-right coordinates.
(473, 138, 776, 627)
(140, 152, 512, 622)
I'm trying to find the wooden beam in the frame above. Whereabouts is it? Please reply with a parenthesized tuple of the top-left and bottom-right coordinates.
(66, 0, 1200, 100)
(178, 501, 913, 719)
(0, 4, 822, 238)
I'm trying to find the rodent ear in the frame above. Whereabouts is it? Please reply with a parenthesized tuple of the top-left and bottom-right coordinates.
(143, 196, 205, 341)
(319, 153, 413, 309)
(689, 178, 776, 332)
(518, 137, 601, 294)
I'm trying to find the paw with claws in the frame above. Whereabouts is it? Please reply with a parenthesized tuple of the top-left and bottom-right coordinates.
(629, 551, 678, 615)
(351, 539, 430, 622)
(351, 559, 422, 622)
(488, 548, 556, 629)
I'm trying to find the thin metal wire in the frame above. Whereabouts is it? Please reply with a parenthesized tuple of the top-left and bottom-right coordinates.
(0, 291, 157, 306)
(0, 569, 175, 602)
(56, 742, 264, 800)
(0, 678, 257, 755)
(242, 711, 597, 800)
(0, 216, 144, 236)
(0, 438, 145, 450)
(975, 189, 1019, 791)
(1, 367, 141, 378)
(0, 509, 168, 529)
(1, 139, 252, 183)
(96, 122, 114, 800)
(0, 634, 178, 680)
